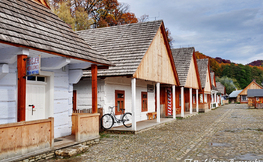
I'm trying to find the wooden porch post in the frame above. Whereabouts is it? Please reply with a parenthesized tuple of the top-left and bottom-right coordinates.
(172, 85, 176, 119)
(190, 88, 192, 114)
(156, 83, 160, 123)
(17, 54, 27, 122)
(91, 64, 97, 113)
(196, 89, 199, 113)
(131, 78, 136, 130)
(181, 87, 184, 117)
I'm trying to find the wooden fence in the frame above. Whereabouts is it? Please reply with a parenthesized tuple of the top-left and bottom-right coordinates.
(0, 117, 54, 160)
(72, 113, 100, 142)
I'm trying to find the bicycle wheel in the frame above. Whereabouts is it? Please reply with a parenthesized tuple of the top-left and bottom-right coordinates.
(122, 112, 132, 128)
(101, 114, 114, 129)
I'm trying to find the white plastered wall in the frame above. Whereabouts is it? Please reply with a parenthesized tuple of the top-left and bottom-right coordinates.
(74, 76, 156, 127)
(0, 63, 17, 124)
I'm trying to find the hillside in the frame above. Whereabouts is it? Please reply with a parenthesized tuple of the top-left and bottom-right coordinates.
(195, 51, 263, 89)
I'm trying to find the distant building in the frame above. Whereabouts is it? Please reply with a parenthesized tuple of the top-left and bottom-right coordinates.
(247, 89, 263, 108)
(229, 90, 243, 103)
(238, 80, 263, 104)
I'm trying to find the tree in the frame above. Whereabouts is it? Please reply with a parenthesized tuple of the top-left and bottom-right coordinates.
(138, 14, 149, 23)
(165, 28, 173, 47)
(50, 0, 138, 30)
(217, 76, 240, 94)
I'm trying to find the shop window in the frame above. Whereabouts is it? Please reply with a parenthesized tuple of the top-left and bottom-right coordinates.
(241, 95, 247, 101)
(115, 90, 125, 115)
(204, 94, 207, 103)
(141, 92, 148, 112)
(200, 94, 203, 103)
(179, 94, 181, 106)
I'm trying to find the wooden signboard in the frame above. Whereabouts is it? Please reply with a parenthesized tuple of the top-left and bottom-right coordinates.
(26, 56, 41, 75)
(147, 84, 154, 93)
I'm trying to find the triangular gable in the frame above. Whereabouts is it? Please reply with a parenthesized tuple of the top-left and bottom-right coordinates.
(239, 80, 263, 95)
(133, 26, 178, 85)
(185, 56, 199, 89)
(204, 68, 212, 93)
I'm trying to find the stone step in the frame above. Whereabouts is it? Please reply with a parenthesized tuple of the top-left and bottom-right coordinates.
(55, 144, 89, 158)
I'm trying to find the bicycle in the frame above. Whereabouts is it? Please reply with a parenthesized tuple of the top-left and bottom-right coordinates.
(101, 106, 132, 129)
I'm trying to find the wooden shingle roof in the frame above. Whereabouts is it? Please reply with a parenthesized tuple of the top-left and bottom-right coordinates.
(0, 0, 111, 65)
(216, 82, 225, 94)
(197, 59, 209, 88)
(77, 20, 163, 77)
(171, 47, 194, 86)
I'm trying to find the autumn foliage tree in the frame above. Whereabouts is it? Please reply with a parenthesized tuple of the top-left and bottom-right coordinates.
(49, 0, 138, 30)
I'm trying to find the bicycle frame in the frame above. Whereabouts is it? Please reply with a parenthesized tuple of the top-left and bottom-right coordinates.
(108, 106, 125, 123)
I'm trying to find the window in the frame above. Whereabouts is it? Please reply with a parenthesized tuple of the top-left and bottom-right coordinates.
(241, 95, 247, 101)
(27, 76, 46, 82)
(256, 97, 259, 101)
(204, 94, 207, 103)
(200, 94, 203, 103)
(141, 92, 148, 112)
(193, 94, 196, 104)
(115, 90, 125, 115)
(179, 94, 181, 106)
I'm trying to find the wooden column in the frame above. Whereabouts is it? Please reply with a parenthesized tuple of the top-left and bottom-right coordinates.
(17, 55, 27, 122)
(156, 83, 160, 123)
(131, 78, 136, 130)
(91, 64, 97, 113)
(181, 87, 184, 117)
(172, 85, 176, 119)
(196, 89, 199, 113)
(190, 88, 192, 114)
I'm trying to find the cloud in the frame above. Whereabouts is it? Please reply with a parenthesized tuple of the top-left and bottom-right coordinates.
(119, 0, 263, 64)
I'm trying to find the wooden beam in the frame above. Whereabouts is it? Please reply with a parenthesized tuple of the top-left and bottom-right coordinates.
(17, 55, 27, 122)
(91, 64, 98, 113)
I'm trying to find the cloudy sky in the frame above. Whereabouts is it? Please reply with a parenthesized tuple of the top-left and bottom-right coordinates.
(119, 0, 263, 64)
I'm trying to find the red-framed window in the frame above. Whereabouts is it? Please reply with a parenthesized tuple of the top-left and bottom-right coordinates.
(141, 92, 148, 112)
(115, 90, 125, 115)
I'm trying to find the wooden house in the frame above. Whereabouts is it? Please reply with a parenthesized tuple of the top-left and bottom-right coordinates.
(210, 72, 219, 108)
(196, 59, 212, 112)
(216, 82, 226, 105)
(247, 89, 263, 108)
(0, 0, 111, 160)
(74, 20, 180, 130)
(229, 90, 242, 103)
(171, 47, 201, 117)
(238, 80, 263, 104)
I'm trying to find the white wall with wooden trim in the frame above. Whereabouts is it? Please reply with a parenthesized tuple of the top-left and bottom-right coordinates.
(185, 57, 199, 89)
(74, 77, 156, 126)
(0, 64, 17, 124)
(133, 28, 176, 85)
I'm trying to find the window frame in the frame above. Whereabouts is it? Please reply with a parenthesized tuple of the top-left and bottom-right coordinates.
(115, 90, 125, 115)
(141, 92, 148, 112)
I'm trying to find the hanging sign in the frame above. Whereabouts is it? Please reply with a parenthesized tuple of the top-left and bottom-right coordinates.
(147, 84, 154, 93)
(26, 56, 41, 75)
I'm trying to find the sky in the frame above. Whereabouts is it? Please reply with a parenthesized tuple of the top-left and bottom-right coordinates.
(118, 0, 263, 65)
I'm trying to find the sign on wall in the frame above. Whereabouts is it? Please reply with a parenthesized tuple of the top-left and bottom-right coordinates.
(26, 56, 41, 76)
(147, 84, 154, 93)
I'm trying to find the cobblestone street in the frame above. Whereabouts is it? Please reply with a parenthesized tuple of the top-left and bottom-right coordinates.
(48, 104, 263, 162)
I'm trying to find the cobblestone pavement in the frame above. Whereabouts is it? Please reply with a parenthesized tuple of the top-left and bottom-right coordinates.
(48, 104, 263, 162)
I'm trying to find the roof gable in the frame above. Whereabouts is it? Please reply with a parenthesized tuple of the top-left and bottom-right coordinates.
(184, 56, 200, 89)
(133, 27, 177, 85)
(79, 20, 180, 85)
(0, 0, 110, 65)
(204, 68, 212, 93)
(239, 80, 263, 95)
